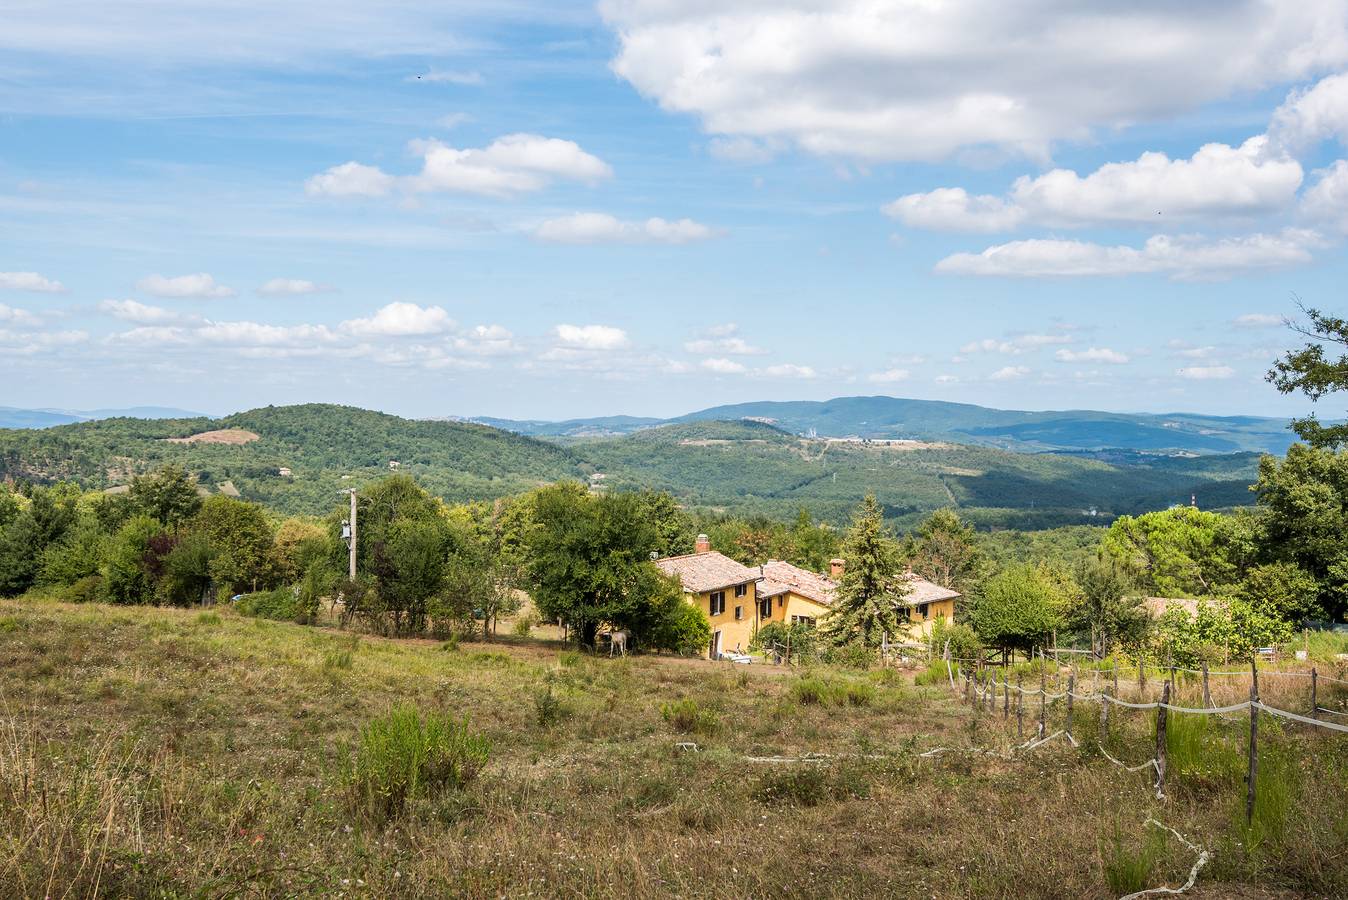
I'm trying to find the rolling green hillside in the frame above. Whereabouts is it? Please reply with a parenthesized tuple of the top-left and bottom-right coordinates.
(0, 404, 584, 515)
(575, 420, 1263, 528)
(0, 405, 1265, 527)
(479, 395, 1298, 454)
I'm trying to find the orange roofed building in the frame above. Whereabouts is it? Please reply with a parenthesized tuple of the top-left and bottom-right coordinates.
(656, 536, 962, 658)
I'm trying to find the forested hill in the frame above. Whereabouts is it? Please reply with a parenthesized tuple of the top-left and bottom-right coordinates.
(574, 420, 1264, 530)
(479, 395, 1297, 454)
(0, 404, 1265, 527)
(0, 404, 584, 515)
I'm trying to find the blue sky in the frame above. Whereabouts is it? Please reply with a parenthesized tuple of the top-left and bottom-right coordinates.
(4, 1, 1348, 421)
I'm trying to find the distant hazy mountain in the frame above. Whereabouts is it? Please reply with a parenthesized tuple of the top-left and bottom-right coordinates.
(478, 395, 1297, 455)
(0, 406, 206, 429)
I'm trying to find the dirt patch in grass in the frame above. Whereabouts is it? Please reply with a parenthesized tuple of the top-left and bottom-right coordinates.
(162, 428, 260, 445)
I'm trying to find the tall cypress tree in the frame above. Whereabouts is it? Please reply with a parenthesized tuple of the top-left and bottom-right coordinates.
(822, 495, 907, 648)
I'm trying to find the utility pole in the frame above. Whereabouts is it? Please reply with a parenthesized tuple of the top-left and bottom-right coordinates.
(341, 488, 358, 581)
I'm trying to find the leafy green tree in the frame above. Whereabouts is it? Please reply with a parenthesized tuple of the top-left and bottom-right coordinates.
(370, 517, 452, 634)
(1235, 561, 1320, 623)
(1267, 305, 1348, 447)
(194, 495, 275, 595)
(821, 495, 906, 649)
(906, 508, 985, 594)
(130, 465, 202, 527)
(789, 508, 840, 572)
(101, 515, 163, 604)
(1252, 444, 1348, 620)
(525, 483, 687, 648)
(157, 530, 216, 605)
(271, 517, 328, 583)
(0, 486, 77, 596)
(1102, 506, 1249, 597)
(1074, 554, 1148, 657)
(38, 513, 106, 586)
(968, 563, 1071, 657)
(0, 488, 18, 530)
(635, 491, 696, 557)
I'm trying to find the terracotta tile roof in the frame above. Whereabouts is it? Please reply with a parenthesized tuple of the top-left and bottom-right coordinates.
(758, 560, 837, 606)
(655, 551, 760, 594)
(896, 572, 960, 606)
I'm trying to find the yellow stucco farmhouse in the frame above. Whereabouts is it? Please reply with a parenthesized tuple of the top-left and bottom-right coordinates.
(656, 534, 960, 659)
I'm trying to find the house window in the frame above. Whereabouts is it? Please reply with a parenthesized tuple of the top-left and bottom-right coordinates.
(735, 605, 743, 620)
(778, 596, 784, 608)
(758, 597, 772, 619)
(734, 583, 747, 597)
(918, 602, 930, 620)
(791, 615, 816, 626)
(709, 591, 725, 616)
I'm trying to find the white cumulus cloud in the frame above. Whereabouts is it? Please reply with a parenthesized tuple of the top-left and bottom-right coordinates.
(0, 271, 66, 293)
(888, 137, 1302, 231)
(936, 230, 1319, 280)
(602, 1, 1348, 162)
(99, 299, 184, 324)
(989, 365, 1031, 381)
(1054, 347, 1129, 364)
(701, 357, 746, 375)
(340, 302, 454, 337)
(0, 303, 41, 327)
(137, 273, 235, 299)
(1269, 72, 1348, 153)
(411, 134, 611, 196)
(534, 212, 720, 245)
(305, 161, 397, 198)
(554, 323, 629, 350)
(867, 368, 911, 383)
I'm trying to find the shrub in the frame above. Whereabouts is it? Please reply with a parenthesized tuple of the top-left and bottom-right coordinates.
(914, 658, 956, 687)
(62, 575, 105, 605)
(513, 613, 536, 637)
(660, 698, 720, 736)
(751, 621, 819, 662)
(823, 642, 873, 670)
(791, 677, 874, 708)
(345, 706, 489, 824)
(194, 611, 221, 627)
(930, 619, 982, 662)
(534, 680, 568, 727)
(234, 587, 298, 622)
(438, 635, 459, 652)
(752, 764, 869, 807)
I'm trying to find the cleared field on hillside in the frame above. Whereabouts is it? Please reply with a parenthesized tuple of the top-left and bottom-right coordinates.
(1, 601, 1345, 898)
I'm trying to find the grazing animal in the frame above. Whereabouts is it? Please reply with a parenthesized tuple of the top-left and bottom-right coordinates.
(607, 629, 629, 657)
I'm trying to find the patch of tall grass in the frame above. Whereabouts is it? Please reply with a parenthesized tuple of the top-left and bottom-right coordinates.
(344, 706, 489, 824)
(1101, 822, 1166, 895)
(791, 676, 875, 707)
(660, 698, 720, 736)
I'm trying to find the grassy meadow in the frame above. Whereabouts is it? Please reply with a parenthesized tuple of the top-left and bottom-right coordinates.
(2, 599, 1347, 898)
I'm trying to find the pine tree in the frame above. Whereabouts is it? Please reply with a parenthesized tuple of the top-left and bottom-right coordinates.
(822, 495, 907, 648)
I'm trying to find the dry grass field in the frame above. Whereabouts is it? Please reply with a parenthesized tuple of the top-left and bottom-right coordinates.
(1, 599, 1346, 899)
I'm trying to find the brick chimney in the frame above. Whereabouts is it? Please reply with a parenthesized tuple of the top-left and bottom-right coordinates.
(695, 534, 711, 554)
(829, 558, 845, 578)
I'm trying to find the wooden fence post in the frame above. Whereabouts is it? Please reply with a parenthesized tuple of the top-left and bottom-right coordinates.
(1247, 657, 1259, 824)
(965, 669, 971, 704)
(1138, 655, 1146, 693)
(1311, 667, 1318, 721)
(1100, 684, 1109, 744)
(1169, 662, 1176, 696)
(1202, 661, 1212, 709)
(1039, 668, 1047, 737)
(1066, 673, 1075, 743)
(1155, 681, 1170, 798)
(1016, 672, 1024, 740)
(1003, 669, 1009, 720)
